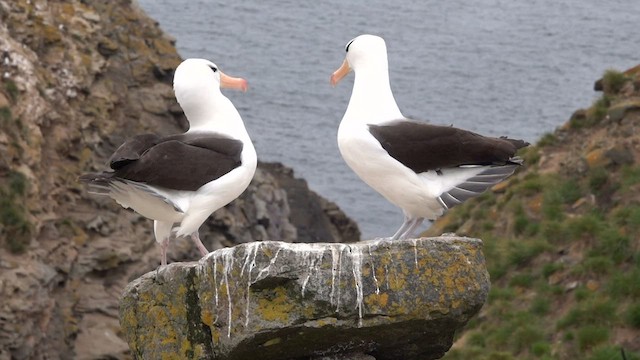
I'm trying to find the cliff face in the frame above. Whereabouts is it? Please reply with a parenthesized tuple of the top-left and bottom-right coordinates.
(0, 1, 358, 359)
(427, 69, 640, 359)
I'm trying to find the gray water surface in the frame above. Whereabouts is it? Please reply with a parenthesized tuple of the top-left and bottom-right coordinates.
(138, 0, 639, 238)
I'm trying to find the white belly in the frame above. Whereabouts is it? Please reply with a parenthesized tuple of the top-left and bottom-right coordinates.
(337, 124, 445, 220)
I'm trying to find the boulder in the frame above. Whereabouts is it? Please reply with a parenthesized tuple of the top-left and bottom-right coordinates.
(120, 236, 489, 360)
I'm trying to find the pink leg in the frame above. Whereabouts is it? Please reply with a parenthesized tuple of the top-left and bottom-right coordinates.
(190, 232, 209, 257)
(154, 220, 174, 266)
(159, 237, 169, 266)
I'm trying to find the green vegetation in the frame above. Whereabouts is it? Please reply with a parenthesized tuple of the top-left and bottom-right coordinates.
(0, 171, 31, 253)
(588, 347, 640, 360)
(537, 132, 557, 147)
(0, 107, 11, 124)
(439, 68, 640, 359)
(570, 95, 611, 129)
(600, 69, 628, 94)
(530, 296, 550, 316)
(557, 298, 616, 329)
(588, 166, 608, 193)
(627, 303, 640, 329)
(4, 79, 19, 101)
(576, 326, 609, 351)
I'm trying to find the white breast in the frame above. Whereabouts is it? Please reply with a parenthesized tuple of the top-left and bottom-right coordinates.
(337, 123, 446, 220)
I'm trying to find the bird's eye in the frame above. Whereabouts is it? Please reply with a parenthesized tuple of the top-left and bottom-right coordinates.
(210, 66, 218, 73)
(345, 39, 354, 52)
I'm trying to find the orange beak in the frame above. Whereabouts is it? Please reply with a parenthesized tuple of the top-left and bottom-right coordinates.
(330, 59, 351, 87)
(220, 71, 248, 92)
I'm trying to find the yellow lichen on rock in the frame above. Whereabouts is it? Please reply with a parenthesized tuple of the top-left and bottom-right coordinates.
(365, 292, 389, 311)
(257, 286, 294, 323)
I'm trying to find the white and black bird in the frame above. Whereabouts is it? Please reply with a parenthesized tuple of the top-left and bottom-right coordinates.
(80, 58, 257, 265)
(330, 34, 528, 240)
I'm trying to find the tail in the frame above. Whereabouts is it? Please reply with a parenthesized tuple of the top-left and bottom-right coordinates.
(437, 162, 521, 210)
(507, 156, 524, 165)
(78, 172, 114, 195)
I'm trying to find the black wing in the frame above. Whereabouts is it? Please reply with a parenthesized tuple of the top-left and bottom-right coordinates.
(368, 120, 528, 173)
(108, 134, 162, 169)
(110, 133, 244, 191)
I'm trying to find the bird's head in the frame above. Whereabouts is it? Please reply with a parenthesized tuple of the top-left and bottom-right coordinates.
(330, 34, 388, 87)
(173, 58, 248, 102)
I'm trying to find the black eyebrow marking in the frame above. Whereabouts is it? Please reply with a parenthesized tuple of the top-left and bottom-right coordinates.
(345, 39, 355, 52)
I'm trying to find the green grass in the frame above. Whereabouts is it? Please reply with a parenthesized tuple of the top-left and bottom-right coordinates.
(574, 286, 590, 302)
(467, 331, 486, 347)
(557, 298, 617, 329)
(555, 177, 584, 205)
(0, 171, 31, 253)
(510, 324, 544, 353)
(608, 269, 640, 299)
(580, 256, 614, 275)
(514, 212, 529, 236)
(521, 147, 542, 167)
(0, 107, 11, 124)
(488, 286, 516, 302)
(435, 110, 640, 359)
(589, 167, 609, 193)
(600, 69, 628, 94)
(509, 273, 535, 288)
(540, 220, 571, 243)
(530, 341, 551, 357)
(566, 213, 603, 240)
(626, 303, 640, 328)
(508, 240, 548, 267)
(4, 79, 19, 101)
(537, 133, 557, 147)
(588, 346, 640, 360)
(530, 296, 550, 315)
(0, 197, 31, 253)
(518, 174, 545, 196)
(588, 96, 612, 125)
(542, 190, 564, 221)
(576, 325, 609, 351)
(593, 228, 631, 264)
(621, 165, 640, 188)
(8, 171, 27, 196)
(611, 205, 640, 233)
(570, 95, 611, 128)
(541, 262, 562, 278)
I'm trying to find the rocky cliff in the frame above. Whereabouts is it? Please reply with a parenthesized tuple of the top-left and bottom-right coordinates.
(427, 69, 640, 359)
(119, 237, 490, 360)
(0, 1, 358, 359)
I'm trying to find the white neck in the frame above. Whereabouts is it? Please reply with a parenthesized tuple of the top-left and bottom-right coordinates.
(180, 90, 250, 141)
(343, 65, 403, 125)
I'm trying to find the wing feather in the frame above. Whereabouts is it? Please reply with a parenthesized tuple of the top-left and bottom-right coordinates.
(368, 120, 528, 173)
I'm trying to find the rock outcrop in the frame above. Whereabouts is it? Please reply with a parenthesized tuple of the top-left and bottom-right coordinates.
(0, 1, 358, 359)
(119, 236, 490, 360)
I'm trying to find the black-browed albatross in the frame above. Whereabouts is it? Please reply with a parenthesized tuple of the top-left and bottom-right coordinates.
(330, 34, 528, 240)
(80, 58, 257, 265)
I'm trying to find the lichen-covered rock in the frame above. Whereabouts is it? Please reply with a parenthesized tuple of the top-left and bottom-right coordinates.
(120, 236, 490, 360)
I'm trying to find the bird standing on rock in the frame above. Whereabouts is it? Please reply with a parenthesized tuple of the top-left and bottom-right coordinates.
(331, 34, 528, 240)
(80, 58, 257, 265)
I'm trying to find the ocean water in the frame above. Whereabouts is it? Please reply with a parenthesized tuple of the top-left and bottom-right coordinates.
(137, 0, 639, 239)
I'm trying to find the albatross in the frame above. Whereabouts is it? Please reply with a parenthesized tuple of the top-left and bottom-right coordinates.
(330, 34, 528, 240)
(80, 58, 257, 265)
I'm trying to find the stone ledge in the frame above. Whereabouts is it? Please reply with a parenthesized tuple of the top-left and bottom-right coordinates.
(119, 236, 490, 360)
